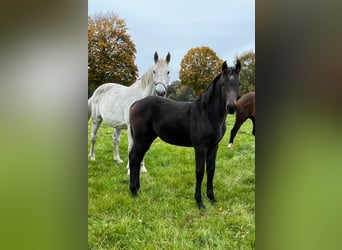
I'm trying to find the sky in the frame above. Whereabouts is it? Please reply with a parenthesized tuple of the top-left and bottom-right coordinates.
(88, 0, 255, 81)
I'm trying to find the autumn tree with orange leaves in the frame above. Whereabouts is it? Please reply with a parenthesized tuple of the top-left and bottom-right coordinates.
(179, 46, 223, 95)
(88, 13, 138, 90)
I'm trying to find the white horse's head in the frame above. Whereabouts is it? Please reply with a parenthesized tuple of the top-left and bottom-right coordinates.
(142, 51, 171, 97)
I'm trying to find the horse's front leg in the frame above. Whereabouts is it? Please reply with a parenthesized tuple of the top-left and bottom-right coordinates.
(113, 128, 124, 163)
(206, 144, 219, 204)
(194, 148, 207, 210)
(89, 116, 102, 161)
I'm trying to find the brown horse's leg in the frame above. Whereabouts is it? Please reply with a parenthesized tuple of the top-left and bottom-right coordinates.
(194, 148, 207, 209)
(250, 116, 255, 136)
(206, 144, 218, 204)
(228, 114, 247, 149)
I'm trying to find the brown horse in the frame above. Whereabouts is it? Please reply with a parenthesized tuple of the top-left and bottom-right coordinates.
(228, 91, 255, 149)
(128, 61, 241, 209)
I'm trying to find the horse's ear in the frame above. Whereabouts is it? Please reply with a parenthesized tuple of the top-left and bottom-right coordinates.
(235, 60, 241, 74)
(222, 61, 228, 73)
(166, 52, 171, 64)
(154, 51, 159, 63)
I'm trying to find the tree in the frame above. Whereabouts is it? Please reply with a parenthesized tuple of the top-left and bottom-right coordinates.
(88, 13, 138, 90)
(167, 80, 196, 101)
(179, 46, 223, 95)
(235, 50, 255, 94)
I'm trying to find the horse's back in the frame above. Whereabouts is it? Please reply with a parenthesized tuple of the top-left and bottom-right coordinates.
(91, 83, 127, 103)
(237, 92, 255, 117)
(131, 96, 191, 122)
(237, 92, 254, 104)
(93, 83, 125, 94)
(90, 83, 132, 126)
(130, 96, 194, 146)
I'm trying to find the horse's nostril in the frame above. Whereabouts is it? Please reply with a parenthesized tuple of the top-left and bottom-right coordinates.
(155, 83, 167, 97)
(227, 104, 237, 114)
(157, 90, 166, 97)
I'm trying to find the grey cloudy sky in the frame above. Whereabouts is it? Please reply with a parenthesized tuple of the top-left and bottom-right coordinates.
(88, 0, 255, 81)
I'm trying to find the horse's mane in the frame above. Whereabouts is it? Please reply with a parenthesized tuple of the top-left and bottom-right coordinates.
(140, 68, 153, 89)
(140, 59, 168, 89)
(198, 73, 221, 104)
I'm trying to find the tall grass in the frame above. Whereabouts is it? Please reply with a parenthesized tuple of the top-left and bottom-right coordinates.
(88, 116, 255, 249)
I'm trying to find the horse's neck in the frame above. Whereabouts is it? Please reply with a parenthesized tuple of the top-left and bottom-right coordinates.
(203, 85, 227, 125)
(140, 78, 154, 97)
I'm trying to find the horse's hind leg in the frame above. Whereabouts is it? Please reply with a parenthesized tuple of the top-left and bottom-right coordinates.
(228, 115, 246, 149)
(129, 140, 153, 197)
(113, 128, 124, 163)
(89, 116, 102, 161)
(250, 116, 255, 136)
(129, 133, 157, 197)
(129, 148, 142, 197)
(127, 158, 147, 174)
(228, 122, 241, 149)
(126, 125, 147, 174)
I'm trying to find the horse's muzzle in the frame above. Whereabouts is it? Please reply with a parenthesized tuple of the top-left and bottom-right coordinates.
(226, 104, 237, 114)
(156, 89, 166, 97)
(155, 82, 167, 97)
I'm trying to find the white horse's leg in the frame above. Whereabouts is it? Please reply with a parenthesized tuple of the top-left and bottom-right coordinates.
(113, 128, 124, 163)
(140, 159, 147, 173)
(126, 124, 147, 175)
(126, 159, 147, 174)
(89, 117, 102, 161)
(126, 124, 133, 174)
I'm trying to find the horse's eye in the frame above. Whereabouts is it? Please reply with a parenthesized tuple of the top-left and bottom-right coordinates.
(167, 71, 170, 75)
(153, 70, 156, 74)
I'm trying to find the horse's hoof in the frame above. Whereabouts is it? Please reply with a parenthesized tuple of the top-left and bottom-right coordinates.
(127, 169, 130, 175)
(197, 202, 206, 210)
(140, 166, 148, 173)
(131, 191, 138, 198)
(228, 143, 233, 149)
(210, 198, 218, 204)
(114, 158, 124, 164)
(90, 156, 96, 161)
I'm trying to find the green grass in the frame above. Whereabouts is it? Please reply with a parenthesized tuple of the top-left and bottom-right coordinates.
(88, 117, 255, 249)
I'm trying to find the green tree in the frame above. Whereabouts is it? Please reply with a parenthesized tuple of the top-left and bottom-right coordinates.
(179, 46, 223, 95)
(235, 50, 255, 94)
(88, 13, 138, 90)
(167, 80, 196, 101)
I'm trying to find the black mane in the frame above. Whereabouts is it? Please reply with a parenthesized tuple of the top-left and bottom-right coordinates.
(198, 73, 222, 105)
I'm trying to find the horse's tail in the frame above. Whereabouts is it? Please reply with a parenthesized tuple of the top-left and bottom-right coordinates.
(88, 97, 92, 121)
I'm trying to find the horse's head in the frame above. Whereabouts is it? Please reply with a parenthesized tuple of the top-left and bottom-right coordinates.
(220, 60, 241, 114)
(152, 51, 171, 97)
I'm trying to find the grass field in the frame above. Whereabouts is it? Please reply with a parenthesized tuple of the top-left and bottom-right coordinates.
(88, 116, 255, 249)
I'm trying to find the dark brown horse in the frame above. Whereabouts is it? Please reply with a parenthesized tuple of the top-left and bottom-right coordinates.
(128, 60, 241, 209)
(228, 91, 255, 149)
